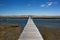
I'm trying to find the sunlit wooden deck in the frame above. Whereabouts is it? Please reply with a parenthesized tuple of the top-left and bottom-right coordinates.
(18, 16, 44, 40)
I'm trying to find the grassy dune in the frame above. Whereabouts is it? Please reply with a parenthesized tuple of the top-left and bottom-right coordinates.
(38, 26, 60, 40)
(0, 24, 23, 40)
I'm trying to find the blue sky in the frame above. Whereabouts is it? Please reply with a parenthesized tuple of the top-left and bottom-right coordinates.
(0, 0, 60, 16)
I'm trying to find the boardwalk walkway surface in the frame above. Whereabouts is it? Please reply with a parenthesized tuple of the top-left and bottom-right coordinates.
(18, 17, 44, 40)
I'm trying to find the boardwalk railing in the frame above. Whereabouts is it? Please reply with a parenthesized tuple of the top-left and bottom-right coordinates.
(18, 16, 44, 40)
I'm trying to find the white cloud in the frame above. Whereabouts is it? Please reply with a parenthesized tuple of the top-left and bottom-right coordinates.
(40, 1, 56, 8)
(47, 2, 53, 7)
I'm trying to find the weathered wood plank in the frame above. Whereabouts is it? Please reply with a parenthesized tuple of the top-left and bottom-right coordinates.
(18, 16, 44, 40)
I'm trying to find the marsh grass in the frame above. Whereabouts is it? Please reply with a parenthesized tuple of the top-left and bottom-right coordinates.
(37, 26, 60, 40)
(0, 24, 60, 40)
(0, 24, 22, 40)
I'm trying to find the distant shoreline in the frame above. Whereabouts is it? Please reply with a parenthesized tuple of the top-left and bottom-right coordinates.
(0, 16, 60, 19)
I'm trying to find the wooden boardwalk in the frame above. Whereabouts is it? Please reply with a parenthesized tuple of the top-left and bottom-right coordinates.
(18, 17, 44, 40)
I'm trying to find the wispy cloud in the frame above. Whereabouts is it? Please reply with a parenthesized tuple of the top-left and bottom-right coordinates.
(40, 1, 56, 8)
(47, 2, 53, 7)
(40, 4, 46, 7)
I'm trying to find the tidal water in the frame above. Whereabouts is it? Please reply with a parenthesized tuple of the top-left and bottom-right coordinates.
(0, 19, 28, 27)
(0, 18, 60, 28)
(33, 19, 60, 28)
